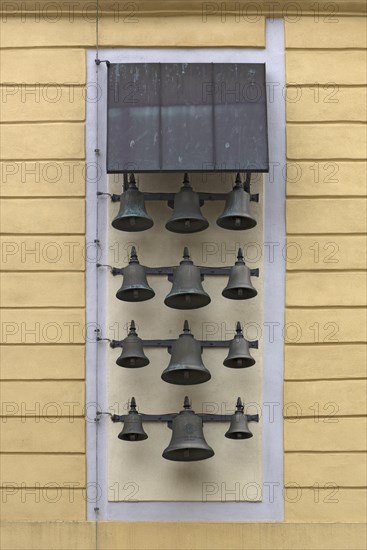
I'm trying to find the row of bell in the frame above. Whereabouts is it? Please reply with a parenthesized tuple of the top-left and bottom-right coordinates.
(117, 247, 257, 309)
(118, 397, 253, 461)
(112, 173, 257, 233)
(117, 320, 255, 385)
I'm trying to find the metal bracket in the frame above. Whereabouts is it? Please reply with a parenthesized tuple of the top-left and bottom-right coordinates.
(110, 191, 259, 205)
(95, 59, 110, 66)
(110, 266, 259, 279)
(110, 338, 258, 350)
(111, 412, 259, 429)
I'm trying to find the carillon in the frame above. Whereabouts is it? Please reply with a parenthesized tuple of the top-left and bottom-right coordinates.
(103, 156, 262, 465)
(108, 246, 259, 307)
(107, 396, 259, 462)
(109, 172, 258, 234)
(111, 320, 257, 381)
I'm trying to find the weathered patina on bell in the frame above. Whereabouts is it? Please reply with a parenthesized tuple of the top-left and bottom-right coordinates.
(112, 174, 153, 232)
(162, 397, 214, 461)
(223, 322, 256, 368)
(116, 321, 149, 368)
(225, 397, 253, 440)
(116, 246, 155, 302)
(217, 173, 257, 230)
(118, 397, 148, 441)
(164, 247, 211, 309)
(222, 248, 257, 300)
(165, 173, 209, 234)
(161, 321, 211, 385)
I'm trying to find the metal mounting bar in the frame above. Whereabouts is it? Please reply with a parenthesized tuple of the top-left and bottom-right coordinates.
(110, 191, 259, 204)
(111, 413, 259, 424)
(110, 339, 259, 350)
(110, 266, 260, 278)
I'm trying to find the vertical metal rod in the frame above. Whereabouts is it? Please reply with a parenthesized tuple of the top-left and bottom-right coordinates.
(158, 62, 163, 170)
(211, 62, 217, 170)
(123, 173, 128, 192)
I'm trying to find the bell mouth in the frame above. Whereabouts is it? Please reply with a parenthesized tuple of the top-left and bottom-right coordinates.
(116, 356, 150, 368)
(223, 357, 256, 369)
(118, 432, 148, 442)
(164, 292, 211, 310)
(216, 215, 257, 231)
(225, 431, 253, 440)
(165, 218, 209, 234)
(161, 368, 211, 385)
(222, 287, 257, 300)
(116, 287, 155, 302)
(112, 216, 154, 232)
(162, 447, 215, 461)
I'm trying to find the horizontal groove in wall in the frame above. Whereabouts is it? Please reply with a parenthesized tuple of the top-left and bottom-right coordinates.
(286, 158, 367, 162)
(285, 341, 367, 347)
(284, 414, 367, 419)
(0, 197, 87, 201)
(283, 486, 367, 489)
(0, 271, 86, 274)
(287, 121, 367, 126)
(284, 377, 367, 382)
(0, 121, 85, 126)
(0, 415, 86, 418)
(0, 306, 86, 310)
(0, 158, 85, 162)
(285, 450, 367, 453)
(286, 195, 367, 199)
(0, 380, 86, 385)
(286, 47, 367, 51)
(0, 9, 365, 15)
(0, 83, 85, 87)
(285, 305, 367, 310)
(287, 232, 367, 237)
(287, 84, 367, 88)
(0, 343, 86, 347)
(0, 120, 86, 125)
(0, 233, 86, 237)
(285, 269, 367, 274)
(0, 451, 85, 456)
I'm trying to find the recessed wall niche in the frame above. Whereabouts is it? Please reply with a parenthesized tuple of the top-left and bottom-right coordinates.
(107, 171, 263, 502)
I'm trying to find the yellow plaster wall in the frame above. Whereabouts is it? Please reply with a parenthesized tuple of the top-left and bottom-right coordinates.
(0, 7, 366, 550)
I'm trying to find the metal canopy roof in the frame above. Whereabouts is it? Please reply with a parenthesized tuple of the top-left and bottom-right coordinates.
(107, 62, 269, 173)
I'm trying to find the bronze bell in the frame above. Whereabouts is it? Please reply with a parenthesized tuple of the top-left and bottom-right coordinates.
(112, 174, 154, 232)
(116, 246, 155, 302)
(222, 248, 257, 300)
(225, 397, 253, 440)
(217, 173, 257, 230)
(164, 247, 211, 310)
(162, 397, 214, 461)
(118, 397, 148, 441)
(165, 173, 209, 234)
(223, 322, 256, 369)
(161, 321, 211, 385)
(116, 321, 149, 368)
